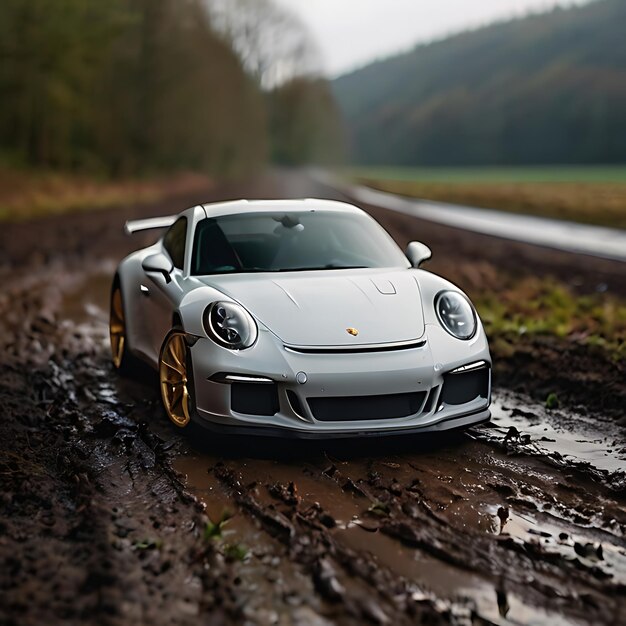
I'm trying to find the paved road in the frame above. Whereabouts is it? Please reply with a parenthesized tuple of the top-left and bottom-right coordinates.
(314, 171, 626, 262)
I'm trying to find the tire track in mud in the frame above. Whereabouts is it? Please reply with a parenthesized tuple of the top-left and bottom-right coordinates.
(0, 261, 269, 625)
(172, 428, 625, 626)
(209, 462, 471, 626)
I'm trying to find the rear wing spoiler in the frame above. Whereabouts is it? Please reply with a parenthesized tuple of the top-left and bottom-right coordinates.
(124, 215, 177, 235)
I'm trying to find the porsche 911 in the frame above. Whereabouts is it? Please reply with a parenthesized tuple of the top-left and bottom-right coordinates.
(110, 199, 491, 437)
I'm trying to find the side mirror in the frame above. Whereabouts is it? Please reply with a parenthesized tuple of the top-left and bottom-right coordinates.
(142, 253, 173, 284)
(405, 241, 432, 268)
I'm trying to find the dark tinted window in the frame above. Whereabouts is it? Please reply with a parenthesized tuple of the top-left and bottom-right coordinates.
(163, 217, 187, 269)
(191, 211, 408, 275)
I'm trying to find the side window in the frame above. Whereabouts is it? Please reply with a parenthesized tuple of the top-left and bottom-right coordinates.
(163, 217, 187, 269)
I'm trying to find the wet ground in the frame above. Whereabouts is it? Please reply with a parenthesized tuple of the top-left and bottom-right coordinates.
(0, 171, 625, 625)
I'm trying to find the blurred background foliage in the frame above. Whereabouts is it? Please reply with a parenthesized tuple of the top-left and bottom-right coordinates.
(2, 0, 624, 179)
(333, 0, 626, 166)
(0, 0, 343, 178)
(1, 0, 624, 223)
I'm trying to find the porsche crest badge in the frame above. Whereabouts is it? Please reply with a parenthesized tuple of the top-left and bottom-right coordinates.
(346, 328, 359, 336)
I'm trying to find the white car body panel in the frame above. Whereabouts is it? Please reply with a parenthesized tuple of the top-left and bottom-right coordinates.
(197, 269, 425, 347)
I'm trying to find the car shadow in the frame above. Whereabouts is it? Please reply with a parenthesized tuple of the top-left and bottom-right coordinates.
(189, 427, 471, 463)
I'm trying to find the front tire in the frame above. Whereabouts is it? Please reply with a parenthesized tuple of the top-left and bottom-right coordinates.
(159, 329, 194, 428)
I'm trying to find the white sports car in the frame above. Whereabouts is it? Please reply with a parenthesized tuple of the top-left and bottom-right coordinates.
(110, 199, 491, 437)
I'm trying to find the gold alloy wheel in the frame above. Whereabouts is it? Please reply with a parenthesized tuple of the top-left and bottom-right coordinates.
(159, 332, 191, 428)
(110, 287, 125, 369)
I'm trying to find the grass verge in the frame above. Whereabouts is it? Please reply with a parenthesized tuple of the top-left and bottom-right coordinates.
(346, 167, 626, 229)
(0, 168, 213, 222)
(429, 255, 626, 412)
(463, 274, 626, 415)
(471, 276, 626, 363)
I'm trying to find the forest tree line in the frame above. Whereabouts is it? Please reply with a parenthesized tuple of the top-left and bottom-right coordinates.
(0, 0, 343, 177)
(333, 0, 626, 166)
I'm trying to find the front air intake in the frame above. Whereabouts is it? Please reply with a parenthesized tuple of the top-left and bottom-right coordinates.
(440, 367, 490, 406)
(307, 392, 426, 422)
(231, 383, 279, 416)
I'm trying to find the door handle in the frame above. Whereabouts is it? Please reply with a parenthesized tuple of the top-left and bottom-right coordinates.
(140, 284, 150, 296)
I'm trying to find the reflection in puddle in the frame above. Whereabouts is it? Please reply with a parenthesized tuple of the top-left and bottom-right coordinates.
(489, 392, 626, 474)
(491, 505, 626, 587)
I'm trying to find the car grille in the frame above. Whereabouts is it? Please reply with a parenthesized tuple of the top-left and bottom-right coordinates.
(307, 391, 427, 422)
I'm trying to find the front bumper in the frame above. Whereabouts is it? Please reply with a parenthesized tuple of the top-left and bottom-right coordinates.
(189, 324, 491, 438)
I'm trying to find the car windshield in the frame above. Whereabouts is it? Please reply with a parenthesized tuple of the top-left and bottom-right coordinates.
(191, 210, 409, 275)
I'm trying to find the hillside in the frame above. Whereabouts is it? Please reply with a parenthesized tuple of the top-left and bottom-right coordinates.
(333, 0, 626, 166)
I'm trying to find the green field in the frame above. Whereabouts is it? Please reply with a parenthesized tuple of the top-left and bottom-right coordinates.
(343, 165, 626, 184)
(342, 165, 626, 229)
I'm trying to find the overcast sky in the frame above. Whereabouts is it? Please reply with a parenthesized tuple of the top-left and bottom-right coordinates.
(273, 0, 589, 77)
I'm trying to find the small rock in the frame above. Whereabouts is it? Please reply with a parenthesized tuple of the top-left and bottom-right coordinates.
(323, 464, 337, 477)
(319, 512, 336, 529)
(361, 598, 389, 624)
(389, 481, 402, 496)
(342, 478, 366, 497)
(401, 501, 420, 519)
(503, 427, 519, 442)
(574, 542, 603, 560)
(497, 506, 509, 527)
(313, 559, 345, 601)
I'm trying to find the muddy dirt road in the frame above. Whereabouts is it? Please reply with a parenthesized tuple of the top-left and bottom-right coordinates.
(1, 171, 625, 625)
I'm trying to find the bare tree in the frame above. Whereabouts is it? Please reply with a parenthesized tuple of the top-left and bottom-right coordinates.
(206, 0, 321, 89)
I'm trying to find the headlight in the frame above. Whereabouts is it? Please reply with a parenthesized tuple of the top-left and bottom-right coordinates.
(435, 291, 476, 340)
(203, 301, 258, 350)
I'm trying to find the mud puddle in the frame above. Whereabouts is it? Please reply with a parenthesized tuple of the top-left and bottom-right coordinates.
(487, 390, 626, 475)
(171, 420, 625, 625)
(330, 524, 562, 626)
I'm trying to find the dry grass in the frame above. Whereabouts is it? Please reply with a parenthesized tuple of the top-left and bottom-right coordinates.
(356, 178, 626, 229)
(0, 169, 213, 222)
(423, 258, 626, 362)
(471, 276, 626, 362)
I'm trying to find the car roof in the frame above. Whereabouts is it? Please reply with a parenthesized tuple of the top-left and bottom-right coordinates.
(199, 198, 365, 219)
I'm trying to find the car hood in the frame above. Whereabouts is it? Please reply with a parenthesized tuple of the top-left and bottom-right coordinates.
(198, 269, 425, 347)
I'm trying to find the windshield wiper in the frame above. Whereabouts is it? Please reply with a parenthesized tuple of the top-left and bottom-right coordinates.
(327, 265, 368, 269)
(204, 267, 272, 275)
(276, 265, 368, 272)
(204, 265, 369, 275)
